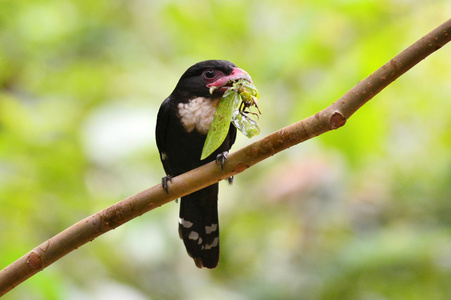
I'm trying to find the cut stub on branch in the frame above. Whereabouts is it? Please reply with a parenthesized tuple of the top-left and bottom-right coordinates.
(329, 112, 346, 129)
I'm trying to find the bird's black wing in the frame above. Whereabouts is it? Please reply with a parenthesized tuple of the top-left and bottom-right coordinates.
(155, 97, 173, 176)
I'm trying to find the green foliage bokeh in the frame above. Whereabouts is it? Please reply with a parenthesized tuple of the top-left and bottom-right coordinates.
(1, 0, 451, 299)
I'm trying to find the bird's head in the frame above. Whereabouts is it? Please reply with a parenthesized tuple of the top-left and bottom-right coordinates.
(172, 60, 252, 100)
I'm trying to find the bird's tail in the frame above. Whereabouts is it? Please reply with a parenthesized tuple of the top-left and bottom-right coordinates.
(178, 183, 220, 269)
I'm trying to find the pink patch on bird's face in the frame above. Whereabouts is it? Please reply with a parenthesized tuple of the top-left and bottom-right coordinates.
(206, 67, 252, 92)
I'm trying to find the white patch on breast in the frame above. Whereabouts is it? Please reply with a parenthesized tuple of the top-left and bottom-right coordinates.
(178, 97, 219, 134)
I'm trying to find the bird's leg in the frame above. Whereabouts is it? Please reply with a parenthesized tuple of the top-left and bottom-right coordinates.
(216, 151, 233, 183)
(216, 151, 229, 171)
(161, 175, 173, 194)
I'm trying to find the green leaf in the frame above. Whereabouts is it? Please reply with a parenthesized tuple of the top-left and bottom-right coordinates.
(201, 88, 241, 160)
(201, 79, 261, 160)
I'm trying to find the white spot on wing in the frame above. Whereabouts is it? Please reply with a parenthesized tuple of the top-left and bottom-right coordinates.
(161, 152, 168, 160)
(188, 231, 199, 240)
(205, 223, 218, 234)
(179, 218, 193, 228)
(178, 97, 220, 134)
(204, 237, 219, 250)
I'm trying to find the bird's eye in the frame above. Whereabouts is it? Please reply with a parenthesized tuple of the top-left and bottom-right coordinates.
(201, 69, 223, 83)
(204, 70, 216, 79)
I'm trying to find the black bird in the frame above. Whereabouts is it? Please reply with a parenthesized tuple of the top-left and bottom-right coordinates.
(155, 60, 252, 268)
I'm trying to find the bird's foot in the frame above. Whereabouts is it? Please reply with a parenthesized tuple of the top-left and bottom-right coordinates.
(161, 175, 173, 194)
(216, 151, 229, 171)
(227, 176, 234, 185)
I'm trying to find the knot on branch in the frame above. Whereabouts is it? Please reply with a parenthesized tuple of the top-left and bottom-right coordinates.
(329, 112, 346, 129)
(27, 252, 43, 271)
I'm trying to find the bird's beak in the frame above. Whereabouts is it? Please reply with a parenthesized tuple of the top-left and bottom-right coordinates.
(206, 67, 253, 92)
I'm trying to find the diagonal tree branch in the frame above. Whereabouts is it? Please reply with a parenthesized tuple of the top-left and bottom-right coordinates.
(1, 18, 450, 296)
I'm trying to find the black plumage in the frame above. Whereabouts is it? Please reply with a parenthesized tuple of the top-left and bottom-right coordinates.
(155, 60, 252, 268)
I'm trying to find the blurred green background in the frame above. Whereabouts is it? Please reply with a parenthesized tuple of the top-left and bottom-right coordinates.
(1, 0, 451, 299)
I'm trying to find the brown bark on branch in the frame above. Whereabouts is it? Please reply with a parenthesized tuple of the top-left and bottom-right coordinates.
(1, 18, 450, 296)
